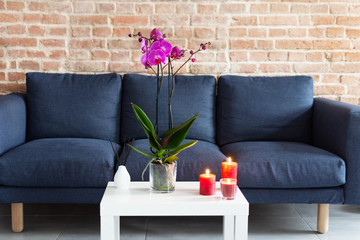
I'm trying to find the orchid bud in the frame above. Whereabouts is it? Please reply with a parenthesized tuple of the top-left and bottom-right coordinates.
(163, 34, 167, 38)
(191, 58, 196, 62)
(138, 37, 143, 42)
(190, 50, 194, 55)
(202, 45, 206, 50)
(128, 34, 132, 37)
(138, 32, 142, 36)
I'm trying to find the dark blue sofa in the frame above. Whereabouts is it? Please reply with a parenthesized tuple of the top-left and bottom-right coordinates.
(0, 72, 359, 233)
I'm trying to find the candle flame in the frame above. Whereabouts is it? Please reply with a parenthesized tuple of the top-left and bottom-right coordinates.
(226, 179, 231, 184)
(205, 169, 210, 176)
(227, 157, 232, 163)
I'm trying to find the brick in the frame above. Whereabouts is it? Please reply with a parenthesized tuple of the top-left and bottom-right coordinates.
(69, 61, 106, 72)
(220, 4, 246, 13)
(269, 52, 287, 61)
(42, 14, 67, 24)
(230, 63, 257, 73)
(345, 53, 360, 62)
(156, 4, 175, 14)
(250, 4, 269, 13)
(340, 97, 358, 105)
(260, 64, 291, 73)
(117, 3, 135, 14)
(326, 27, 345, 37)
(197, 4, 217, 14)
(216, 52, 227, 62)
(176, 3, 195, 14)
(332, 63, 360, 73)
(49, 28, 67, 36)
(337, 16, 360, 26)
(113, 16, 148, 25)
(310, 4, 328, 13)
(276, 40, 312, 49)
(0, 61, 6, 69)
(289, 28, 306, 37)
(269, 29, 286, 37)
(0, 38, 37, 47)
(8, 72, 25, 82)
(229, 51, 247, 62)
(306, 52, 324, 62)
(28, 26, 45, 36)
(40, 39, 65, 47)
(7, 25, 26, 34)
(43, 61, 60, 71)
(23, 14, 41, 23)
(7, 1, 24, 11)
(346, 28, 360, 38)
(97, 3, 115, 13)
(249, 28, 266, 38)
(49, 50, 66, 59)
(135, 4, 152, 14)
(0, 49, 4, 58)
(28, 1, 46, 11)
(349, 5, 360, 14)
(270, 4, 289, 13)
(195, 28, 215, 38)
(0, 1, 4, 10)
(47, 2, 71, 13)
(69, 50, 90, 60)
(27, 50, 46, 58)
(8, 50, 25, 58)
(289, 52, 306, 62)
(231, 16, 257, 26)
(330, 52, 344, 62)
(92, 50, 110, 60)
(10, 61, 16, 69)
(330, 4, 347, 14)
(347, 86, 360, 96)
(20, 60, 39, 70)
(113, 27, 132, 37)
(69, 39, 106, 49)
(313, 40, 351, 50)
(294, 63, 329, 73)
(230, 40, 255, 49)
(229, 28, 247, 37)
(0, 72, 4, 81)
(257, 40, 273, 50)
(74, 2, 94, 13)
(174, 27, 193, 38)
(260, 16, 297, 26)
(312, 16, 335, 25)
(71, 16, 108, 25)
(291, 4, 309, 13)
(216, 27, 227, 40)
(299, 16, 311, 25)
(93, 27, 112, 37)
(109, 62, 143, 73)
(314, 85, 345, 95)
(153, 15, 188, 26)
(0, 83, 26, 93)
(111, 51, 131, 61)
(341, 75, 359, 85)
(250, 52, 267, 61)
(72, 27, 91, 37)
(308, 28, 325, 38)
(0, 13, 20, 22)
(321, 75, 339, 84)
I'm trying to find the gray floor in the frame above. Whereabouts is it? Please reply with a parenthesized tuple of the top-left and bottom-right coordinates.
(0, 203, 359, 240)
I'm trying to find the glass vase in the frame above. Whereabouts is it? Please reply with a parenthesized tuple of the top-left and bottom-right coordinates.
(149, 161, 177, 193)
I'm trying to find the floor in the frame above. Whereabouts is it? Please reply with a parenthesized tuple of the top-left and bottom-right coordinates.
(0, 203, 359, 240)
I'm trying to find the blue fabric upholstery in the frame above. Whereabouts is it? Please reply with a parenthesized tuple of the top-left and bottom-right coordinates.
(220, 141, 345, 188)
(313, 98, 360, 205)
(125, 139, 226, 181)
(121, 74, 216, 143)
(0, 94, 26, 156)
(26, 72, 122, 143)
(242, 187, 344, 204)
(0, 186, 105, 204)
(0, 138, 118, 187)
(217, 75, 313, 146)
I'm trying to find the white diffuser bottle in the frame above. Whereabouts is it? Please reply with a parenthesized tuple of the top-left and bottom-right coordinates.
(114, 165, 131, 189)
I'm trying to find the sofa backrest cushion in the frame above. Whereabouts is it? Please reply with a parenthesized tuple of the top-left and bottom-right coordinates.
(121, 74, 216, 143)
(26, 72, 122, 142)
(217, 75, 313, 146)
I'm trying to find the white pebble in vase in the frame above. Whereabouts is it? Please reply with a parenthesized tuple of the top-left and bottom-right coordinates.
(114, 165, 131, 189)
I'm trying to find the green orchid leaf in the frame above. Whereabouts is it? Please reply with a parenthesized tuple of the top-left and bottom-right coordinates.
(167, 140, 198, 156)
(164, 155, 178, 163)
(162, 113, 198, 150)
(127, 144, 157, 159)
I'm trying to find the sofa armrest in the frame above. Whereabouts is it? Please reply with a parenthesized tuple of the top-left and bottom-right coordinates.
(0, 94, 26, 156)
(313, 97, 360, 205)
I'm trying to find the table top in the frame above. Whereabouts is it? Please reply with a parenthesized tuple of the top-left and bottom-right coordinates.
(100, 182, 249, 216)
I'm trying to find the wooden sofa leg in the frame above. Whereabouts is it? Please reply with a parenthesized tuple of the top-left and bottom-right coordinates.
(317, 204, 329, 234)
(11, 203, 24, 232)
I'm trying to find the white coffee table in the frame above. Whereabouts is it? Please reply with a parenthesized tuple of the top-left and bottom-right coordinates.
(100, 181, 249, 240)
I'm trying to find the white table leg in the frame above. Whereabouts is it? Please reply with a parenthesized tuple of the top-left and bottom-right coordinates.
(101, 215, 120, 240)
(224, 215, 235, 240)
(235, 214, 248, 240)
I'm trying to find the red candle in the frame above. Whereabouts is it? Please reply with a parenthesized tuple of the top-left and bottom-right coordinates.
(222, 157, 238, 179)
(220, 178, 237, 200)
(199, 169, 216, 196)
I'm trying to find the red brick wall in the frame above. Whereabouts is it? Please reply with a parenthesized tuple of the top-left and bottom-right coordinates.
(0, 0, 359, 104)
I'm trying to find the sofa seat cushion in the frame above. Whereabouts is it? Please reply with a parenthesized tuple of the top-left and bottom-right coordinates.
(125, 139, 226, 181)
(0, 138, 117, 187)
(220, 141, 346, 188)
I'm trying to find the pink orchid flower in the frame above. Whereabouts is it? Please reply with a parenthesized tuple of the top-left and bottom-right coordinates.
(148, 49, 166, 65)
(141, 38, 148, 53)
(150, 28, 163, 41)
(170, 46, 184, 60)
(150, 39, 172, 57)
(141, 52, 151, 69)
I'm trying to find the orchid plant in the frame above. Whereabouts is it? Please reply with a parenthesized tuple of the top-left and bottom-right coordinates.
(128, 28, 210, 176)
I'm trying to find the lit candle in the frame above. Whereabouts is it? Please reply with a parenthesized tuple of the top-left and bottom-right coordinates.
(220, 178, 237, 200)
(199, 169, 216, 196)
(221, 157, 238, 179)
